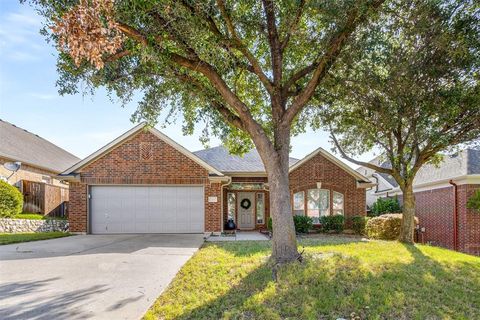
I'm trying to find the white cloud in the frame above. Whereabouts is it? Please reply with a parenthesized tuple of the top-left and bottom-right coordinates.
(29, 93, 57, 100)
(0, 7, 48, 62)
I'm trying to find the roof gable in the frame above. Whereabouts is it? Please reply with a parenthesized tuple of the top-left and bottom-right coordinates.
(289, 148, 370, 182)
(0, 119, 80, 173)
(62, 123, 223, 176)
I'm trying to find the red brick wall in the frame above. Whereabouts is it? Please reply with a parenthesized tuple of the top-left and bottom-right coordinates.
(415, 186, 455, 249)
(68, 130, 222, 233)
(288, 152, 366, 219)
(459, 184, 480, 255)
(414, 184, 480, 256)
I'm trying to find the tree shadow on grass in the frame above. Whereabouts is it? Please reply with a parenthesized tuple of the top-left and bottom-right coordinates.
(169, 242, 480, 319)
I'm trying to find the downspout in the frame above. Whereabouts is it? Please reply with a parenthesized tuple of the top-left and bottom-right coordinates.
(449, 180, 458, 251)
(220, 177, 232, 233)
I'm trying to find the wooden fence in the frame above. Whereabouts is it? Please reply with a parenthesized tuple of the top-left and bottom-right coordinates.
(22, 180, 69, 217)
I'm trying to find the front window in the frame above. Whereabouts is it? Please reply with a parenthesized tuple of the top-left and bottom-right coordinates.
(333, 192, 344, 215)
(227, 193, 236, 222)
(307, 189, 330, 223)
(256, 193, 265, 224)
(293, 191, 305, 215)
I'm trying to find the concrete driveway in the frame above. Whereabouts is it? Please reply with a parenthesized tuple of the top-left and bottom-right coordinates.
(0, 234, 204, 320)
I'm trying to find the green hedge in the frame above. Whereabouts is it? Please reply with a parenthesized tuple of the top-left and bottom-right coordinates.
(467, 189, 480, 212)
(319, 215, 345, 233)
(370, 197, 402, 217)
(366, 213, 418, 240)
(349, 215, 370, 235)
(267, 215, 314, 234)
(0, 181, 23, 218)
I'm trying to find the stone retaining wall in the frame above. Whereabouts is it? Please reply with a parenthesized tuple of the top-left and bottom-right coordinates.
(0, 218, 69, 233)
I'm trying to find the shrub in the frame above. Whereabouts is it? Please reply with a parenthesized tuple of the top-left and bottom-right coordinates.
(366, 213, 419, 240)
(0, 181, 23, 218)
(267, 217, 273, 232)
(267, 216, 313, 234)
(467, 189, 480, 213)
(319, 215, 345, 233)
(293, 215, 313, 233)
(349, 215, 370, 235)
(370, 197, 402, 217)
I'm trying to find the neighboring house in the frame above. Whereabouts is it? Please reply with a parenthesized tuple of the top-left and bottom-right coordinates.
(357, 150, 480, 255)
(0, 119, 80, 215)
(61, 123, 372, 234)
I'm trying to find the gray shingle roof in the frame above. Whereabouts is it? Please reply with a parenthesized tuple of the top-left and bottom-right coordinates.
(0, 119, 80, 173)
(367, 149, 480, 188)
(193, 146, 299, 172)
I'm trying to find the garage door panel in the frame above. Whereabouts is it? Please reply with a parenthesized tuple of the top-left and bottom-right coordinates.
(91, 186, 204, 234)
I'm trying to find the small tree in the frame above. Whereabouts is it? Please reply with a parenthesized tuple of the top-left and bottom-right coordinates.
(317, 0, 480, 243)
(370, 197, 401, 217)
(467, 190, 480, 213)
(0, 181, 23, 218)
(27, 0, 386, 264)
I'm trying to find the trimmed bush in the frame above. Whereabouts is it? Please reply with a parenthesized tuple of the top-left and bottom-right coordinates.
(293, 215, 313, 233)
(366, 213, 419, 240)
(267, 216, 314, 234)
(0, 181, 23, 218)
(349, 215, 370, 235)
(467, 189, 480, 213)
(370, 197, 402, 217)
(319, 215, 345, 233)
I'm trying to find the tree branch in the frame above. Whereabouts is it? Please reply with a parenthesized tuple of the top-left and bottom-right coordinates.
(280, 0, 305, 53)
(262, 0, 282, 87)
(330, 131, 393, 175)
(283, 0, 385, 124)
(216, 0, 275, 95)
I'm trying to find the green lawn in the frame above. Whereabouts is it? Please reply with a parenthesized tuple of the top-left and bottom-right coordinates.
(0, 232, 70, 245)
(11, 212, 67, 220)
(144, 238, 480, 320)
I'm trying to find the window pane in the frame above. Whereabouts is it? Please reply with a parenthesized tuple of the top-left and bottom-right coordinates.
(256, 193, 265, 224)
(307, 189, 330, 222)
(227, 193, 236, 221)
(333, 191, 344, 215)
(307, 189, 320, 223)
(319, 189, 330, 216)
(293, 191, 304, 215)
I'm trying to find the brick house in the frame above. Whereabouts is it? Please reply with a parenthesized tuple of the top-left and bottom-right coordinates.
(358, 150, 480, 255)
(0, 119, 79, 216)
(61, 123, 372, 234)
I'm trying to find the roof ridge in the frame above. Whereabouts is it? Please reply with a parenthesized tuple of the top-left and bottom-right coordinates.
(0, 118, 79, 159)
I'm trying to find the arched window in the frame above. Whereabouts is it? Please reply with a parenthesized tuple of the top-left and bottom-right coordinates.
(307, 189, 330, 223)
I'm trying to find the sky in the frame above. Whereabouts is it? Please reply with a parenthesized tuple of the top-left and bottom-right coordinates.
(0, 1, 375, 167)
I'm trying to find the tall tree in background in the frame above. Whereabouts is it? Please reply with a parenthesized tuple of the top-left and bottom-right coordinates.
(315, 0, 480, 243)
(27, 0, 385, 263)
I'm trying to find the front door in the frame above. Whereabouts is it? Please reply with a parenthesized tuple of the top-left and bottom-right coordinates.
(237, 192, 255, 230)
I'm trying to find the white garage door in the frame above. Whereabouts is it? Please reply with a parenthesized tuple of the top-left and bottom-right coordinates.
(90, 186, 204, 234)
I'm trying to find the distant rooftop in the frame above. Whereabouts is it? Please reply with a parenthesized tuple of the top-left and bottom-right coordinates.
(0, 119, 80, 173)
(193, 146, 299, 173)
(361, 149, 480, 188)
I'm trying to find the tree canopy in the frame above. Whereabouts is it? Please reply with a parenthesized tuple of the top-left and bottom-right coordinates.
(314, 0, 480, 242)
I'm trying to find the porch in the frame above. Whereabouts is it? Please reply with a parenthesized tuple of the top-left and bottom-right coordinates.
(206, 231, 269, 242)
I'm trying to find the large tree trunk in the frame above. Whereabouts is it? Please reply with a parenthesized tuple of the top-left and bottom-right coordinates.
(259, 127, 299, 264)
(399, 183, 416, 243)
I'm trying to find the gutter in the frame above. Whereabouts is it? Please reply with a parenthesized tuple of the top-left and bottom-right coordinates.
(220, 177, 232, 233)
(449, 180, 459, 251)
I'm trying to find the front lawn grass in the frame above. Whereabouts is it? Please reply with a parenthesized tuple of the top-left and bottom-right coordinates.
(0, 232, 70, 245)
(144, 238, 480, 320)
(10, 212, 67, 220)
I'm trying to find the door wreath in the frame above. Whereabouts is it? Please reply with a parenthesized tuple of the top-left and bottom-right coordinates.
(240, 198, 252, 209)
